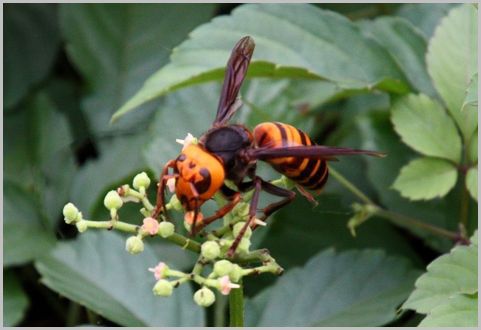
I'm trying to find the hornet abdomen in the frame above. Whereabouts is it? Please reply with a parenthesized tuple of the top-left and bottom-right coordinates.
(253, 122, 329, 191)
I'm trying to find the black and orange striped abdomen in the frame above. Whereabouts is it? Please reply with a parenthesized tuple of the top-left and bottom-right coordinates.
(253, 122, 329, 191)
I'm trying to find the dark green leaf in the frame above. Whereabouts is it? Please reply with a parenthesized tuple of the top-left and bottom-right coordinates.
(361, 17, 436, 96)
(4, 4, 60, 109)
(60, 3, 216, 135)
(3, 271, 29, 326)
(70, 133, 150, 218)
(113, 3, 410, 121)
(391, 94, 462, 163)
(245, 249, 420, 326)
(4, 181, 55, 266)
(426, 4, 477, 141)
(35, 231, 205, 326)
(392, 157, 458, 201)
(258, 196, 421, 270)
(396, 3, 458, 39)
(4, 92, 76, 227)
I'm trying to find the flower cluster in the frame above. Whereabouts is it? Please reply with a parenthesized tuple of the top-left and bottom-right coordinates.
(62, 142, 284, 308)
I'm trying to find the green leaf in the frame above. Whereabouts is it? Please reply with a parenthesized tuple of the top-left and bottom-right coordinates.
(469, 128, 478, 162)
(396, 3, 457, 39)
(60, 3, 216, 135)
(4, 4, 60, 109)
(393, 157, 458, 201)
(113, 3, 410, 121)
(4, 92, 76, 228)
(245, 249, 420, 326)
(419, 294, 478, 327)
(357, 112, 470, 251)
(4, 181, 55, 266)
(3, 271, 29, 326)
(403, 230, 478, 314)
(35, 231, 205, 326)
(361, 17, 436, 97)
(257, 196, 422, 270)
(462, 73, 478, 112)
(71, 133, 150, 217)
(391, 94, 462, 163)
(466, 167, 478, 201)
(426, 4, 478, 141)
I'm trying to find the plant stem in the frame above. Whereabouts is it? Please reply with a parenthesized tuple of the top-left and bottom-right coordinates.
(375, 209, 459, 241)
(229, 280, 244, 327)
(328, 166, 461, 241)
(329, 167, 375, 205)
(81, 219, 201, 253)
(214, 294, 228, 327)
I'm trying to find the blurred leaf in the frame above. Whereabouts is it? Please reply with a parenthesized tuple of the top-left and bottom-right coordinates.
(360, 17, 436, 97)
(4, 92, 76, 227)
(4, 4, 60, 109)
(391, 94, 462, 163)
(4, 181, 55, 266)
(403, 231, 477, 316)
(462, 73, 478, 112)
(426, 4, 477, 141)
(35, 231, 205, 326)
(419, 294, 477, 327)
(466, 167, 478, 201)
(357, 112, 464, 251)
(245, 249, 420, 326)
(71, 133, 150, 218)
(113, 3, 410, 121)
(3, 271, 29, 326)
(60, 3, 216, 135)
(396, 3, 457, 39)
(393, 158, 458, 201)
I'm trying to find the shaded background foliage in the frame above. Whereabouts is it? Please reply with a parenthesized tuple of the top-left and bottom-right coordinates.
(3, 3, 477, 327)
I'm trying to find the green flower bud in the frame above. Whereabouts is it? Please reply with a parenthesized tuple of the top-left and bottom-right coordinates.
(63, 203, 81, 224)
(158, 222, 175, 238)
(76, 220, 88, 233)
(201, 241, 221, 260)
(133, 172, 151, 190)
(218, 238, 234, 254)
(232, 222, 252, 239)
(153, 279, 173, 297)
(125, 236, 144, 255)
(213, 260, 233, 277)
(169, 194, 183, 212)
(104, 190, 123, 210)
(237, 238, 251, 254)
(229, 264, 244, 282)
(193, 287, 216, 307)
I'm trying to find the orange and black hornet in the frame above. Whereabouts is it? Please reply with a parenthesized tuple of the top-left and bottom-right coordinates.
(152, 36, 385, 257)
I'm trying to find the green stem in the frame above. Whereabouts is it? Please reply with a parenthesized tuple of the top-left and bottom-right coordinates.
(81, 220, 201, 253)
(329, 166, 375, 205)
(328, 166, 461, 241)
(229, 280, 244, 327)
(214, 294, 228, 327)
(375, 209, 459, 241)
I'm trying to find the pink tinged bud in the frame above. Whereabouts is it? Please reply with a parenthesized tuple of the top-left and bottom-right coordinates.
(166, 177, 176, 193)
(219, 275, 240, 295)
(148, 262, 167, 280)
(142, 217, 159, 235)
